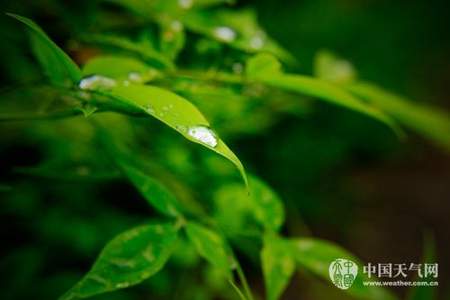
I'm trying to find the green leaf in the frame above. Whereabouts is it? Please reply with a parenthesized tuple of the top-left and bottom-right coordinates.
(213, 176, 284, 235)
(7, 13, 82, 86)
(60, 222, 179, 300)
(115, 158, 183, 218)
(182, 9, 294, 62)
(290, 238, 397, 300)
(246, 53, 403, 137)
(185, 222, 232, 278)
(347, 82, 450, 151)
(159, 20, 186, 60)
(261, 234, 295, 300)
(102, 84, 247, 186)
(82, 55, 158, 81)
(248, 176, 284, 232)
(82, 34, 174, 69)
(314, 50, 357, 84)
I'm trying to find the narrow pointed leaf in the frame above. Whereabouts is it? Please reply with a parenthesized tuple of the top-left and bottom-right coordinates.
(185, 222, 232, 278)
(102, 84, 247, 185)
(348, 82, 450, 151)
(60, 223, 179, 300)
(116, 158, 183, 217)
(247, 54, 402, 137)
(8, 13, 82, 86)
(261, 234, 295, 300)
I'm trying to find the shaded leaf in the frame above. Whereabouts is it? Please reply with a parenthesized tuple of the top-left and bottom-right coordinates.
(347, 82, 450, 151)
(115, 158, 183, 217)
(82, 34, 174, 69)
(261, 234, 295, 300)
(213, 175, 284, 235)
(60, 222, 179, 300)
(182, 9, 294, 62)
(185, 221, 232, 278)
(159, 20, 186, 60)
(246, 53, 402, 137)
(7, 13, 81, 86)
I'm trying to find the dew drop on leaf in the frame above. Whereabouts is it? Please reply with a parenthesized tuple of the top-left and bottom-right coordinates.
(213, 27, 236, 42)
(250, 35, 264, 50)
(178, 0, 193, 9)
(187, 125, 218, 148)
(79, 75, 117, 90)
(128, 72, 143, 82)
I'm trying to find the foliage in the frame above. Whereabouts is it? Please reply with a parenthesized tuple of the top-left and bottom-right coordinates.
(1, 1, 448, 300)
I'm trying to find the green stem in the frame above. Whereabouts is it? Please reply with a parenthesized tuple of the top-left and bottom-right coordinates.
(228, 279, 248, 300)
(235, 260, 255, 300)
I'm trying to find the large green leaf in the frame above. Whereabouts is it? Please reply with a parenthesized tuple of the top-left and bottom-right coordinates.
(246, 53, 402, 137)
(185, 221, 232, 278)
(290, 238, 397, 300)
(94, 83, 247, 185)
(347, 82, 450, 151)
(8, 13, 82, 86)
(60, 222, 179, 300)
(261, 234, 295, 300)
(115, 158, 183, 218)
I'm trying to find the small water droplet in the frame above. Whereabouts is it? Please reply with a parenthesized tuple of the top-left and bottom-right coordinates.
(187, 125, 218, 148)
(128, 72, 142, 82)
(232, 62, 243, 74)
(171, 20, 183, 32)
(77, 91, 91, 100)
(115, 282, 130, 289)
(178, 0, 193, 9)
(176, 125, 187, 132)
(78, 75, 116, 90)
(143, 104, 154, 114)
(250, 34, 265, 50)
(213, 26, 236, 42)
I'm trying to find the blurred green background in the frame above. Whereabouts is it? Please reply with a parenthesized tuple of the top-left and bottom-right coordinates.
(0, 0, 449, 299)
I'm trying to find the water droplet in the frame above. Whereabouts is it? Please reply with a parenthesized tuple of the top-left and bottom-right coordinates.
(77, 91, 91, 100)
(187, 125, 218, 147)
(250, 34, 265, 50)
(232, 62, 243, 74)
(128, 72, 142, 82)
(178, 0, 193, 9)
(171, 20, 183, 32)
(213, 27, 236, 42)
(176, 125, 187, 133)
(143, 104, 154, 114)
(78, 75, 116, 90)
(115, 282, 130, 289)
